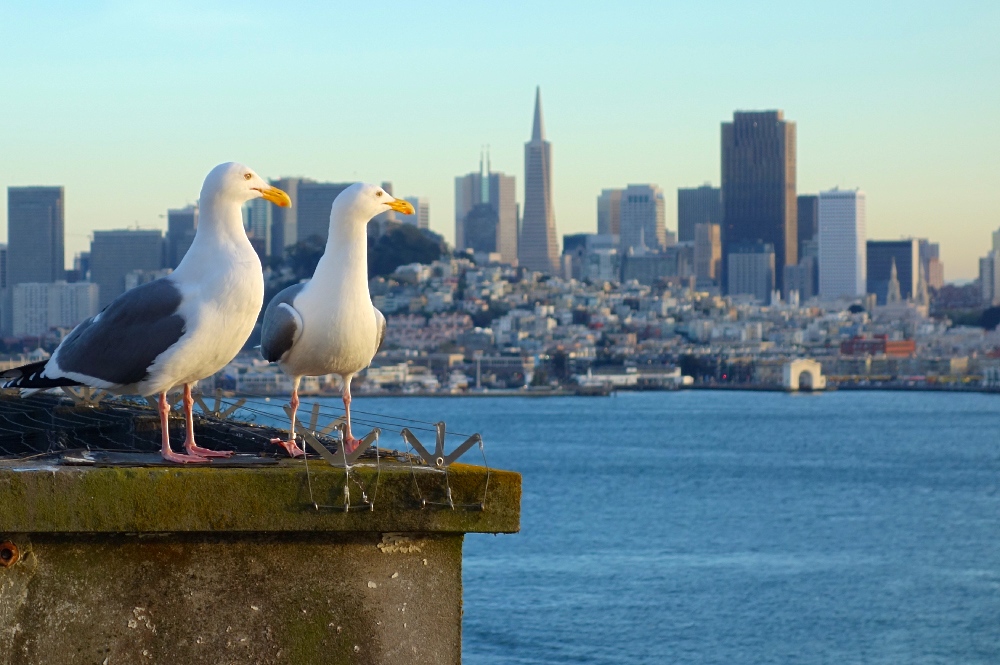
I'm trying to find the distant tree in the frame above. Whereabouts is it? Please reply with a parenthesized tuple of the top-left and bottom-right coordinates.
(368, 225, 445, 278)
(947, 309, 985, 328)
(470, 303, 509, 328)
(530, 368, 548, 386)
(286, 237, 326, 281)
(847, 303, 865, 314)
(980, 307, 1000, 330)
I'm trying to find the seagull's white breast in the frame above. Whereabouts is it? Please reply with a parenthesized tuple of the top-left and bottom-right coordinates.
(280, 281, 378, 379)
(144, 242, 264, 393)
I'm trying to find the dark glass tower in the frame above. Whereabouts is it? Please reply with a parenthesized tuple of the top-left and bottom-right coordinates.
(296, 181, 354, 244)
(721, 111, 797, 292)
(797, 194, 818, 253)
(677, 184, 721, 243)
(7, 186, 64, 286)
(866, 239, 919, 305)
(166, 205, 198, 269)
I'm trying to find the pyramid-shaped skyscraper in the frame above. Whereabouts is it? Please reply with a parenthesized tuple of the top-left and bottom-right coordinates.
(518, 87, 559, 273)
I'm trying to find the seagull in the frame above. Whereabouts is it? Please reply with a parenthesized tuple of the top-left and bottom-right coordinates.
(1, 162, 291, 463)
(260, 183, 413, 457)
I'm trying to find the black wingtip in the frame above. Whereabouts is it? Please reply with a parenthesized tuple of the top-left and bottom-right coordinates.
(1, 360, 81, 390)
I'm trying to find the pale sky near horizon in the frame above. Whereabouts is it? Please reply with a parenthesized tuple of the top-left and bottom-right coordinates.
(1, 1, 998, 280)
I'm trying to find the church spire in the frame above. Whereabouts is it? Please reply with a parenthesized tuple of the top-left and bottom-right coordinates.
(531, 86, 545, 142)
(887, 258, 902, 304)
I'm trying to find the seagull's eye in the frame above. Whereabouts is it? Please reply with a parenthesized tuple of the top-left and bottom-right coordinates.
(244, 173, 252, 181)
(376, 191, 383, 197)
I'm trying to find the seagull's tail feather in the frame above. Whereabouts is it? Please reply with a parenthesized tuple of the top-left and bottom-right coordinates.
(0, 360, 81, 391)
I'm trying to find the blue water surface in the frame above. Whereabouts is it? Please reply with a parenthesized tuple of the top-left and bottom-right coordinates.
(248, 390, 1000, 664)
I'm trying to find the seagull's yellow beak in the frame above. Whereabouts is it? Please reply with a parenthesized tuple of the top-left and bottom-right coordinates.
(256, 186, 292, 207)
(386, 198, 415, 215)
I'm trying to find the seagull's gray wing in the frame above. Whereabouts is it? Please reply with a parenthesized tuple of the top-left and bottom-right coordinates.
(374, 306, 386, 355)
(261, 283, 306, 363)
(52, 278, 186, 386)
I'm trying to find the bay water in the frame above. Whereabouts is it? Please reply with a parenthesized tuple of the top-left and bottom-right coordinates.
(244, 390, 1000, 663)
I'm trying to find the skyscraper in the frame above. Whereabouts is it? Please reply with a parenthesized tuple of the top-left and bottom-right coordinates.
(694, 222, 722, 286)
(243, 198, 271, 258)
(0, 244, 7, 289)
(797, 194, 819, 254)
(12, 282, 99, 337)
(404, 197, 430, 230)
(519, 87, 559, 273)
(721, 110, 797, 292)
(7, 186, 65, 286)
(677, 184, 721, 243)
(166, 205, 198, 269)
(296, 181, 354, 244)
(620, 184, 666, 253)
(597, 189, 623, 236)
(727, 241, 775, 303)
(980, 252, 1000, 306)
(818, 188, 866, 300)
(917, 239, 943, 290)
(455, 155, 517, 264)
(90, 229, 165, 308)
(269, 177, 303, 256)
(867, 239, 919, 305)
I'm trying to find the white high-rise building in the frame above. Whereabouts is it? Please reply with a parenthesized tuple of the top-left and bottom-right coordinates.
(620, 184, 666, 253)
(519, 87, 559, 273)
(818, 188, 866, 300)
(12, 281, 99, 337)
(404, 197, 430, 230)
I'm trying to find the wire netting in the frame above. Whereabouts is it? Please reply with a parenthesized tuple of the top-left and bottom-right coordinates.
(0, 389, 483, 466)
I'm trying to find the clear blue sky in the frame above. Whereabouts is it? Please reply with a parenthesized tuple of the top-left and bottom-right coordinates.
(1, 1, 998, 279)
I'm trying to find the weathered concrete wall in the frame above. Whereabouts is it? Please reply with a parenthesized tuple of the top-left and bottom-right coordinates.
(1, 533, 461, 664)
(0, 460, 520, 664)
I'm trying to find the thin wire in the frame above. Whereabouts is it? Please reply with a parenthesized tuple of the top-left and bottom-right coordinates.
(224, 394, 476, 438)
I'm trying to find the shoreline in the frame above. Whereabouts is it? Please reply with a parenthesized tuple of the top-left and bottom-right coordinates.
(226, 383, 1000, 399)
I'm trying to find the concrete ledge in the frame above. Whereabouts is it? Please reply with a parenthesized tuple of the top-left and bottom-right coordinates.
(1, 532, 465, 664)
(0, 460, 520, 534)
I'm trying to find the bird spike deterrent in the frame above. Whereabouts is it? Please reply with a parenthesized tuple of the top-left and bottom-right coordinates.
(401, 422, 482, 469)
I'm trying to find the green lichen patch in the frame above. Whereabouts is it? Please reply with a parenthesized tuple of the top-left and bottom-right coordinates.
(0, 461, 520, 535)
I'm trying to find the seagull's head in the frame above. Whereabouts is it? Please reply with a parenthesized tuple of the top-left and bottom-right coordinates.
(332, 182, 415, 226)
(202, 162, 291, 209)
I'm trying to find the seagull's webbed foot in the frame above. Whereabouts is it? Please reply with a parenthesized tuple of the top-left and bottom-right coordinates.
(162, 449, 209, 464)
(184, 439, 234, 458)
(270, 437, 306, 458)
(342, 436, 362, 455)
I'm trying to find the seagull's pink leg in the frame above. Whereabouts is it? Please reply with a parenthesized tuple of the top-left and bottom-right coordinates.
(159, 391, 208, 464)
(342, 376, 362, 454)
(270, 378, 305, 457)
(182, 384, 233, 458)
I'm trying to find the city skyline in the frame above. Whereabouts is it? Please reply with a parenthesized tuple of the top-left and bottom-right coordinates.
(0, 3, 998, 280)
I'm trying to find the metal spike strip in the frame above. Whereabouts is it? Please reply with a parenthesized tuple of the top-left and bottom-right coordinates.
(284, 403, 382, 512)
(399, 422, 487, 511)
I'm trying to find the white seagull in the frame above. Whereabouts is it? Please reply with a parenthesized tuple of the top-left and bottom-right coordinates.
(260, 183, 413, 457)
(1, 162, 291, 463)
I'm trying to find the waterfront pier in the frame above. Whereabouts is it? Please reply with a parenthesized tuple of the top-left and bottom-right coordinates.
(0, 395, 520, 664)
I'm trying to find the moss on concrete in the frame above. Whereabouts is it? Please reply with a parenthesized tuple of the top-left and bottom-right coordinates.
(0, 461, 519, 534)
